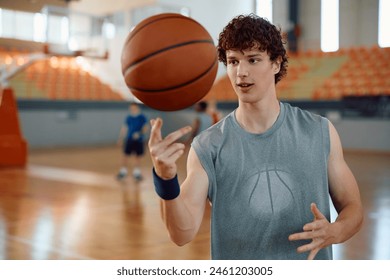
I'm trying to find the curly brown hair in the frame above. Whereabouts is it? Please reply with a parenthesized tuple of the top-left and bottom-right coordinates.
(217, 14, 288, 84)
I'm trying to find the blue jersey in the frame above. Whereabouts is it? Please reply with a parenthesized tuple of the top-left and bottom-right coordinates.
(125, 113, 147, 141)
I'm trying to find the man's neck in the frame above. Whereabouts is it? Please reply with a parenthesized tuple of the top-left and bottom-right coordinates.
(235, 98, 280, 134)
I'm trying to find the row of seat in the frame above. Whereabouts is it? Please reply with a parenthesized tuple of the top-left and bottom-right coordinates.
(207, 46, 390, 101)
(314, 46, 390, 99)
(3, 46, 390, 102)
(2, 50, 124, 102)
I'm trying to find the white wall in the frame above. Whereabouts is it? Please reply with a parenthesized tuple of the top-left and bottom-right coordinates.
(357, 0, 379, 46)
(69, 0, 156, 16)
(273, 0, 293, 33)
(19, 103, 390, 152)
(334, 119, 390, 152)
(300, 0, 380, 51)
(92, 33, 131, 99)
(299, 0, 322, 51)
(340, 0, 379, 49)
(158, 0, 254, 42)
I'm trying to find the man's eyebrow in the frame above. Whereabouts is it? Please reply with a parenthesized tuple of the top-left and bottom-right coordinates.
(246, 53, 263, 58)
(226, 55, 237, 60)
(226, 52, 263, 60)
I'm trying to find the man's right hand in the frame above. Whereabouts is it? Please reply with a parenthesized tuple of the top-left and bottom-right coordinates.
(148, 118, 192, 180)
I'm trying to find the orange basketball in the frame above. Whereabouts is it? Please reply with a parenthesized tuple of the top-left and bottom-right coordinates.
(121, 13, 218, 111)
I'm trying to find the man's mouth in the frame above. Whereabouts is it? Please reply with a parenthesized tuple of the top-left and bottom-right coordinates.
(237, 83, 254, 88)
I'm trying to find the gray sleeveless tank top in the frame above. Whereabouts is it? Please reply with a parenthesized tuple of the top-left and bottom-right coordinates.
(192, 102, 332, 259)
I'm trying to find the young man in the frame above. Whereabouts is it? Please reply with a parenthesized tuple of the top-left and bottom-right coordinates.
(117, 102, 148, 181)
(148, 14, 363, 259)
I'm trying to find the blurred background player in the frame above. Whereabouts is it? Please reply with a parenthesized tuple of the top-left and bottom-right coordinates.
(207, 100, 223, 125)
(186, 101, 213, 145)
(117, 102, 149, 181)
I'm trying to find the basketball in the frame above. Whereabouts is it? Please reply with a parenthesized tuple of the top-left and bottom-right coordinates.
(121, 13, 218, 111)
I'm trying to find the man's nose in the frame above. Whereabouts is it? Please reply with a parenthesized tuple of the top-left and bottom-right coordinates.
(237, 63, 249, 77)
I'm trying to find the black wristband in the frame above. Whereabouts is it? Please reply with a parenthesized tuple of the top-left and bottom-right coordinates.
(152, 168, 180, 200)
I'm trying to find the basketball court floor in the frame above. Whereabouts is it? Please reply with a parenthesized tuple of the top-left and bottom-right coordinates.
(0, 145, 389, 260)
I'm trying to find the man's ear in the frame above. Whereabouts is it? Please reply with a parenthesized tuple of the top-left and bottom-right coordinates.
(273, 57, 282, 74)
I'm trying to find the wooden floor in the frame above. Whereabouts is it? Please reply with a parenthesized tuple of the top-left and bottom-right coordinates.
(0, 146, 389, 260)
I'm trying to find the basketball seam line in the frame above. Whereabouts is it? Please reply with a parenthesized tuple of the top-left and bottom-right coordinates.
(123, 39, 215, 72)
(128, 58, 217, 93)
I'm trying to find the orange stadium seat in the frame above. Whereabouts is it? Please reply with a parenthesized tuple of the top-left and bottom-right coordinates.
(8, 54, 124, 102)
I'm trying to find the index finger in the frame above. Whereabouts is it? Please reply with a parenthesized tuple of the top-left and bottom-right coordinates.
(149, 118, 163, 145)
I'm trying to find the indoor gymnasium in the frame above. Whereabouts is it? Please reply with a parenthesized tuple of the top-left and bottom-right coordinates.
(0, 0, 389, 261)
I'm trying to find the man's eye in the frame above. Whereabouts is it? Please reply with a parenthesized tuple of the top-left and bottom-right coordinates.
(249, 58, 259, 64)
(228, 60, 238, 65)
